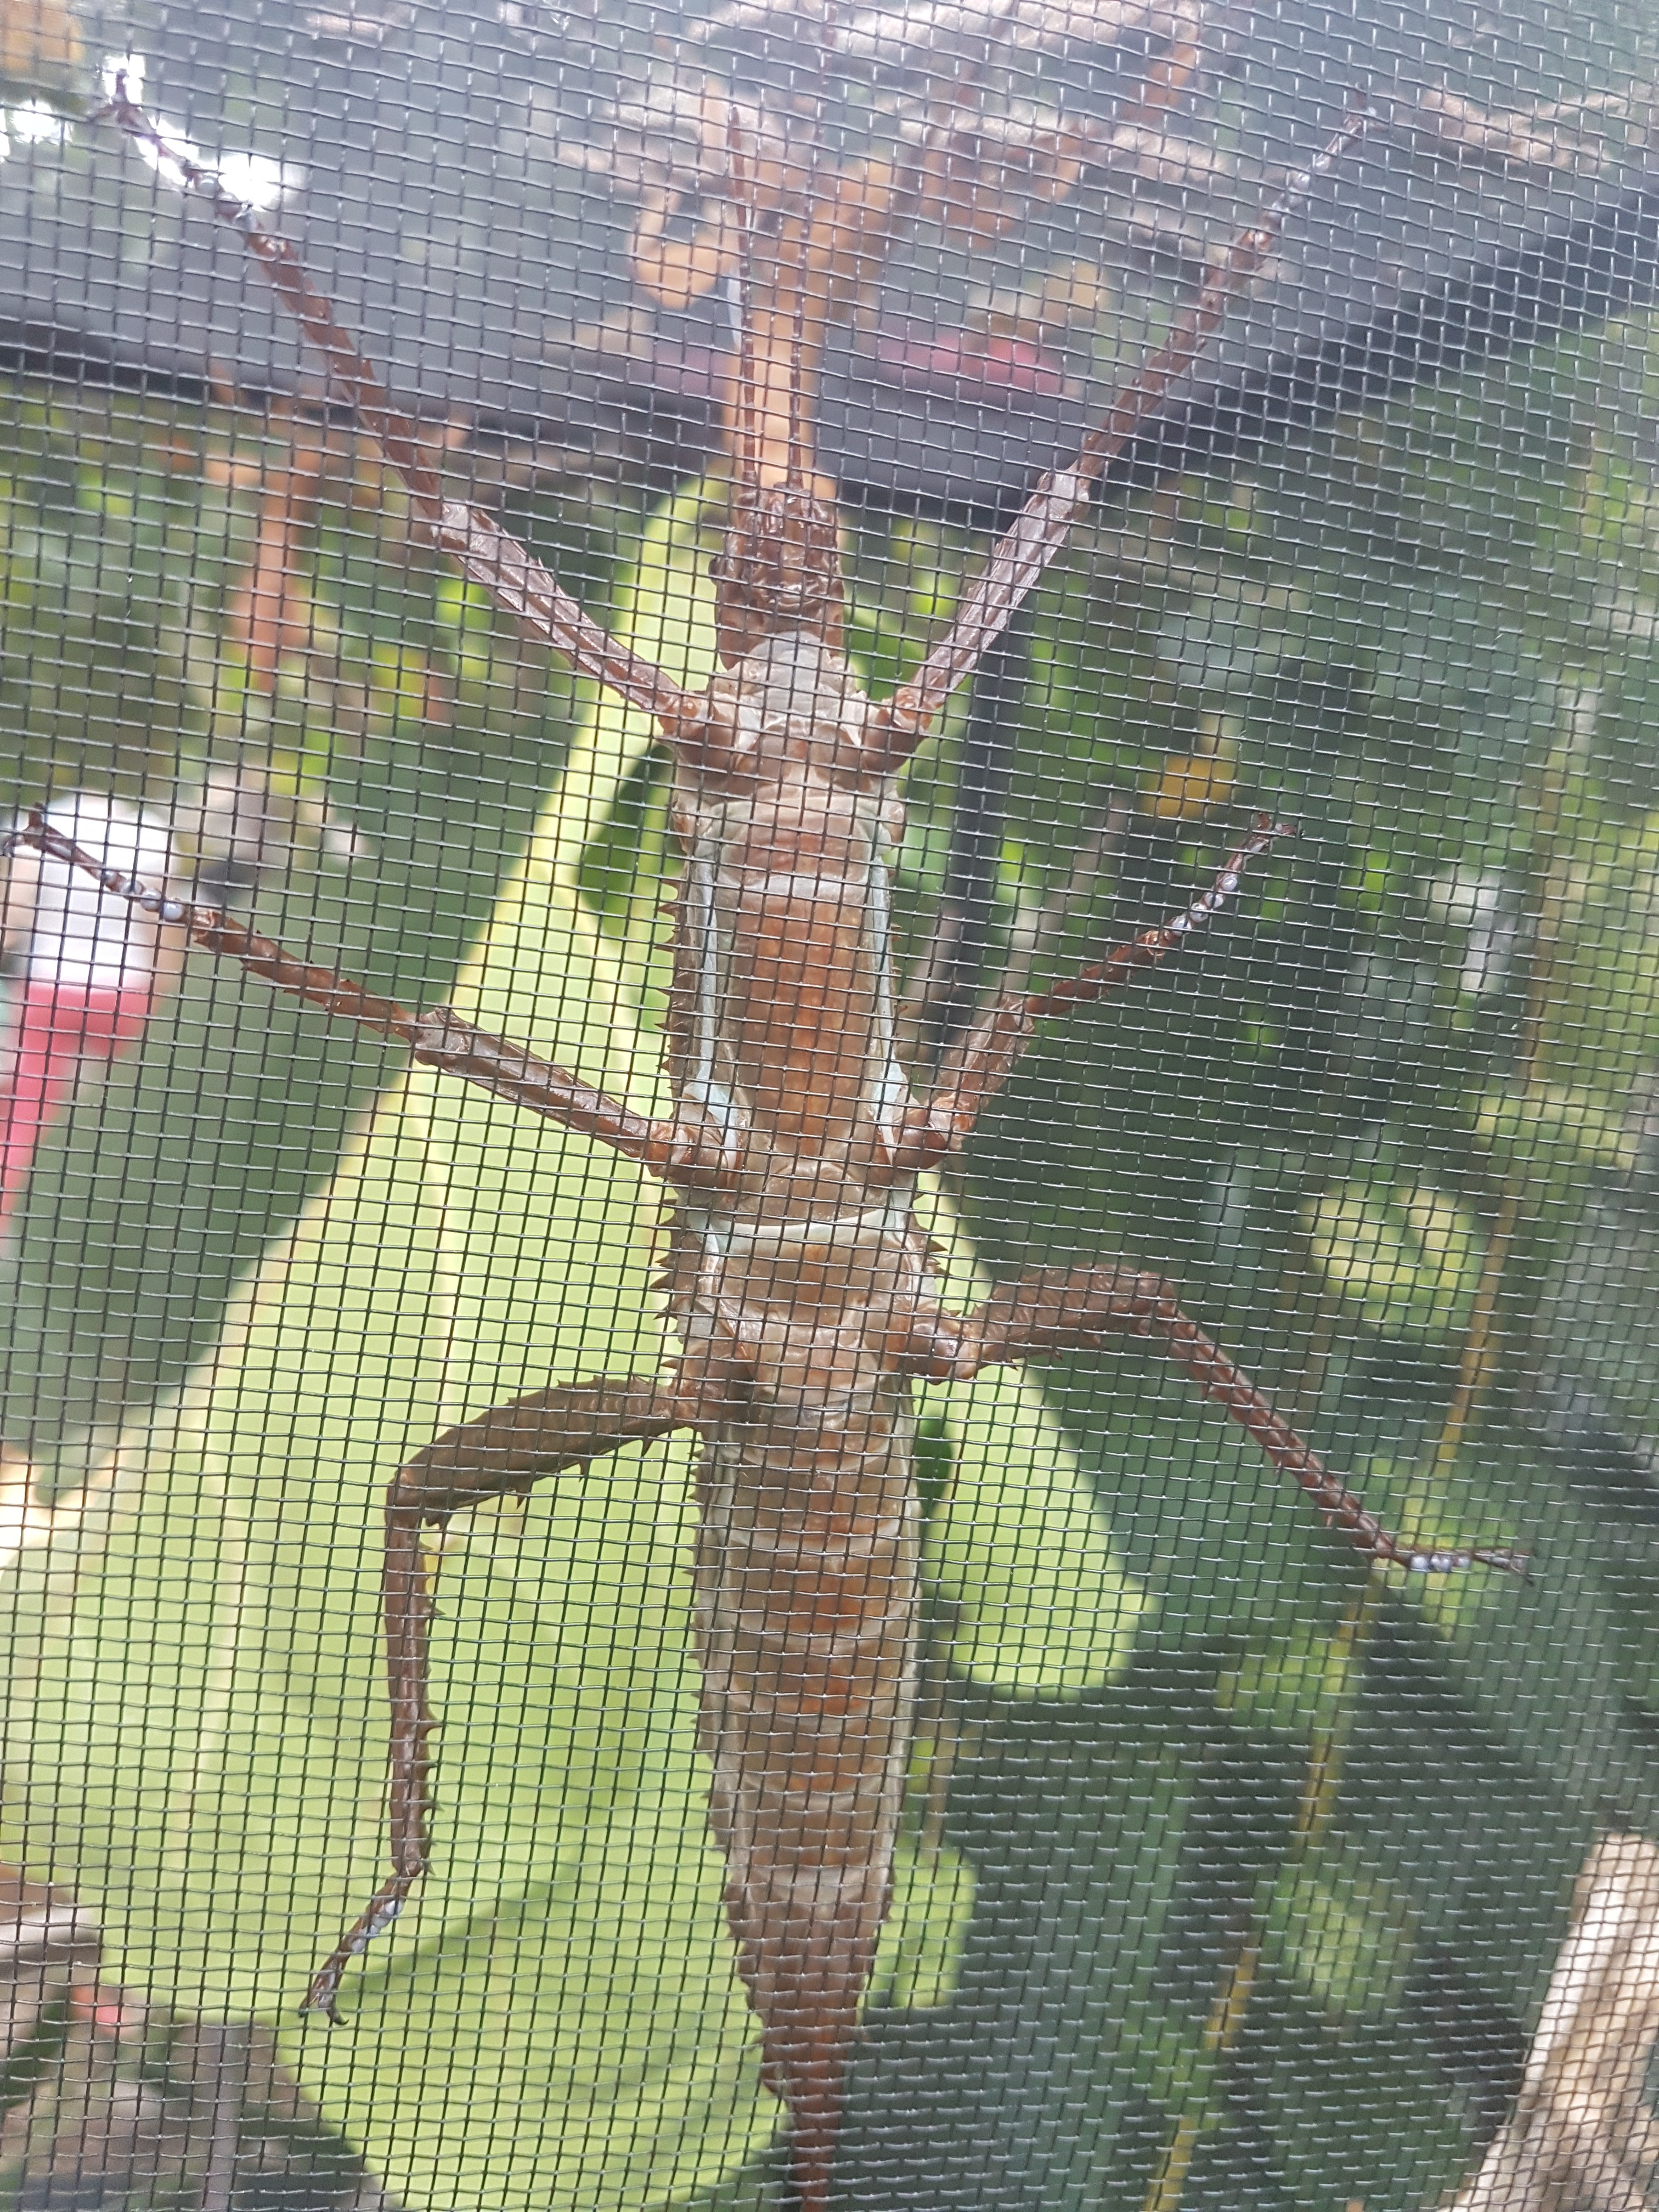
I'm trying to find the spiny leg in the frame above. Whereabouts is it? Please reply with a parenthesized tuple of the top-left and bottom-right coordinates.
(882, 818, 1526, 1575)
(893, 814, 1289, 1167)
(868, 107, 1369, 771)
(1, 817, 726, 1189)
(919, 1268, 1527, 1577)
(306, 1377, 692, 2022)
(0, 836, 731, 2017)
(97, 83, 701, 740)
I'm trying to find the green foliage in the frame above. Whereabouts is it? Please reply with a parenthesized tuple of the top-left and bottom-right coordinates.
(1264, 1848, 1419, 2020)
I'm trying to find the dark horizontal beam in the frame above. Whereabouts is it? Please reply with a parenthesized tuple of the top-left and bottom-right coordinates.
(5, 171, 1656, 518)
(1103, 169, 1659, 514)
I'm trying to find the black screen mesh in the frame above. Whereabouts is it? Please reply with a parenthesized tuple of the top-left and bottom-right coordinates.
(0, 2, 1656, 2207)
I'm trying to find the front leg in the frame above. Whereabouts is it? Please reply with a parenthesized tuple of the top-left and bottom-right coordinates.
(906, 1269, 1526, 1577)
(304, 1376, 691, 2022)
(101, 86, 701, 737)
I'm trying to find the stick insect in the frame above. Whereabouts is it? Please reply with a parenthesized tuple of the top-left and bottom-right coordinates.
(9, 54, 1528, 2212)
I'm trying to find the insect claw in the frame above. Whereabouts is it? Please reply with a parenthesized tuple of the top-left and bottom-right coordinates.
(299, 1970, 347, 2024)
(304, 1878, 416, 2021)
(1475, 1546, 1533, 1579)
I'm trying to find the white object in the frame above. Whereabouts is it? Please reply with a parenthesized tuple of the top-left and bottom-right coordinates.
(9, 794, 175, 992)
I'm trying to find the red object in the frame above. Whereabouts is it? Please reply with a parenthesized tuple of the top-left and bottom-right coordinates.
(628, 328, 1070, 407)
(0, 981, 155, 1226)
(873, 326, 1068, 400)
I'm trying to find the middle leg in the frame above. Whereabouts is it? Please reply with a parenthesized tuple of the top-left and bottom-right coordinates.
(3, 815, 727, 1190)
(890, 817, 1290, 1171)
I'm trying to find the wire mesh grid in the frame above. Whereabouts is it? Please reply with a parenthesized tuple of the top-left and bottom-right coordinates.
(0, 1, 1656, 2207)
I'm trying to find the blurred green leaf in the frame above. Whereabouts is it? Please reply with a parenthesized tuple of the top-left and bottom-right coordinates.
(1304, 1182, 1487, 1345)
(1263, 1848, 1418, 2021)
(1216, 1622, 1364, 1742)
(870, 1834, 975, 2013)
(1470, 1084, 1637, 1177)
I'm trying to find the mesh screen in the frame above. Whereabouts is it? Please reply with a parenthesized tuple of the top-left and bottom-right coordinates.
(0, 2, 1656, 2207)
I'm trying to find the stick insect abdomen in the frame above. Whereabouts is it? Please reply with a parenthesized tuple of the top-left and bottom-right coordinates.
(694, 1375, 919, 2199)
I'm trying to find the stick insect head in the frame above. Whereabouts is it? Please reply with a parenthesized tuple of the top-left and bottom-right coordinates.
(707, 86, 848, 670)
(710, 479, 845, 667)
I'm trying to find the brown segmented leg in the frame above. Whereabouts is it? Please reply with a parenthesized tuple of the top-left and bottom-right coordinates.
(890, 815, 1289, 1171)
(867, 109, 1370, 771)
(5, 825, 731, 2022)
(926, 1267, 1527, 1577)
(880, 827, 1527, 1576)
(2, 818, 727, 1191)
(304, 1377, 691, 2022)
(100, 86, 700, 738)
